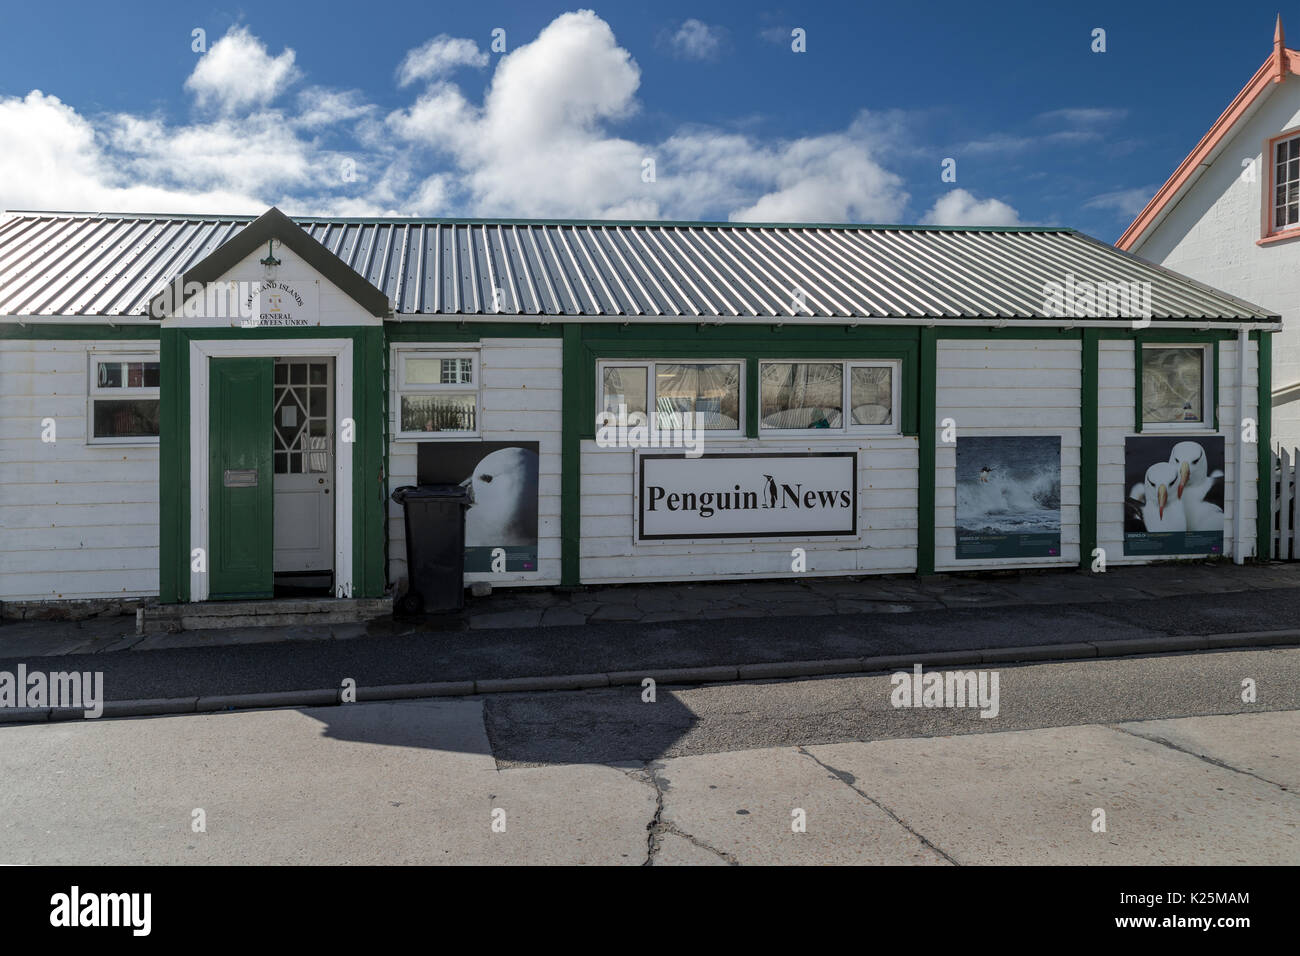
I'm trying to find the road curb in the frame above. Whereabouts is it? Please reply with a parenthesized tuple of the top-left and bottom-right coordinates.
(3, 629, 1297, 725)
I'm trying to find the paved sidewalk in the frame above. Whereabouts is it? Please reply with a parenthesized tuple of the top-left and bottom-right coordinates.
(1, 561, 1298, 659)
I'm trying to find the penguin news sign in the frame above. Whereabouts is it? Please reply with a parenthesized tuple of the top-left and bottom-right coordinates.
(637, 452, 857, 540)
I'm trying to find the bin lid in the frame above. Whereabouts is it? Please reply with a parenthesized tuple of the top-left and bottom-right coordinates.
(391, 483, 470, 504)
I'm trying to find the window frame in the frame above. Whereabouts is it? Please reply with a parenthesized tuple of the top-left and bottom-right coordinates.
(391, 345, 482, 440)
(596, 358, 746, 438)
(757, 358, 902, 437)
(86, 350, 161, 446)
(1261, 128, 1300, 243)
(1138, 342, 1215, 432)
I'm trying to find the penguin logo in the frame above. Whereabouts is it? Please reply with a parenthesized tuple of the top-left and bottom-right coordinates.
(762, 474, 778, 509)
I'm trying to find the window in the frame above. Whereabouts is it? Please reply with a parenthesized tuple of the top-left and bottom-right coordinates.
(394, 349, 479, 437)
(1141, 345, 1211, 427)
(1275, 134, 1300, 231)
(598, 360, 743, 434)
(759, 359, 899, 434)
(88, 353, 160, 443)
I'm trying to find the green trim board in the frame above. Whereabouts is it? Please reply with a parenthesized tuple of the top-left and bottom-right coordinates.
(1080, 329, 1099, 569)
(917, 328, 938, 575)
(1257, 330, 1273, 561)
(560, 325, 584, 586)
(0, 323, 159, 340)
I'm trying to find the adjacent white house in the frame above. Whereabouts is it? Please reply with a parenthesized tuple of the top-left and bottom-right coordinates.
(1119, 16, 1300, 449)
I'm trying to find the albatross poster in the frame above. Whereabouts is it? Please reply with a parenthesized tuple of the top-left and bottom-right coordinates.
(416, 441, 539, 572)
(955, 436, 1061, 559)
(1123, 436, 1225, 556)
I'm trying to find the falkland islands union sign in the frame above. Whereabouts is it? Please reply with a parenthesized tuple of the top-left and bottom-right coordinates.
(238, 280, 319, 328)
(637, 452, 857, 540)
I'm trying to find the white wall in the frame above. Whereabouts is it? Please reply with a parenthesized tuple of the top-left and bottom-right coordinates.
(1131, 74, 1299, 448)
(0, 339, 160, 600)
(578, 437, 918, 584)
(934, 338, 1082, 570)
(387, 337, 563, 588)
(1095, 338, 1257, 564)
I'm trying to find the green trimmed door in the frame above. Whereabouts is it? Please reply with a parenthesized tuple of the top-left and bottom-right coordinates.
(209, 358, 274, 599)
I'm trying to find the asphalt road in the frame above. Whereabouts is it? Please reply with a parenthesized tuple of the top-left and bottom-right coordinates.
(3, 587, 1300, 702)
(483, 647, 1300, 765)
(0, 648, 1295, 864)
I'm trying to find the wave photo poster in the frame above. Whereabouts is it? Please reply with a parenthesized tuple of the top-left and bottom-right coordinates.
(956, 435, 1062, 560)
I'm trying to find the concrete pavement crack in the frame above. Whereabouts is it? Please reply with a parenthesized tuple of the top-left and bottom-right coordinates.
(1107, 724, 1297, 795)
(797, 745, 961, 865)
(625, 763, 738, 866)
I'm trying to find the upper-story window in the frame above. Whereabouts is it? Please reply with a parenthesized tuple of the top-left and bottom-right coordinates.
(1274, 133, 1300, 231)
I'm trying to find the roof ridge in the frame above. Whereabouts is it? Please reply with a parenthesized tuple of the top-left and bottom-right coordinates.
(0, 209, 1068, 233)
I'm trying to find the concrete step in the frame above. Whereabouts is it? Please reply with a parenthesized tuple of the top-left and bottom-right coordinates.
(138, 597, 393, 634)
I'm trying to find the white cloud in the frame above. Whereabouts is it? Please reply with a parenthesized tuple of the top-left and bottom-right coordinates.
(1083, 186, 1156, 216)
(0, 91, 265, 213)
(185, 26, 300, 114)
(668, 20, 722, 60)
(0, 12, 929, 225)
(922, 189, 1022, 226)
(397, 35, 489, 87)
(384, 11, 907, 221)
(1036, 107, 1128, 126)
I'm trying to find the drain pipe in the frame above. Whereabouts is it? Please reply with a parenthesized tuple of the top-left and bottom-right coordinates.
(1234, 329, 1249, 564)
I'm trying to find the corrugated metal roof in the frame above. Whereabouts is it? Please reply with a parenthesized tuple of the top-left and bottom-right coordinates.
(0, 210, 1279, 321)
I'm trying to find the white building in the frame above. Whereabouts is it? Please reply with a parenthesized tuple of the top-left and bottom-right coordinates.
(0, 207, 1278, 613)
(1119, 16, 1300, 449)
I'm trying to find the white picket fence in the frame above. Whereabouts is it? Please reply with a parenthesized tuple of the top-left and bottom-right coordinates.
(1272, 446, 1300, 559)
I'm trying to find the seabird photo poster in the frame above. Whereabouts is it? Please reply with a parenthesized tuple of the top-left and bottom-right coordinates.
(956, 435, 1062, 559)
(1123, 435, 1225, 556)
(416, 441, 540, 571)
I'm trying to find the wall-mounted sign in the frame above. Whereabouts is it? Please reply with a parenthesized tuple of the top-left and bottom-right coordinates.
(637, 452, 857, 540)
(955, 435, 1062, 559)
(1124, 435, 1225, 556)
(417, 441, 539, 572)
(237, 280, 319, 328)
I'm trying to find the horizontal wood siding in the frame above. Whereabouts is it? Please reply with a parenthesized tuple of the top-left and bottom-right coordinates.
(935, 339, 1082, 570)
(1096, 338, 1258, 564)
(387, 338, 563, 588)
(0, 339, 159, 599)
(578, 437, 918, 584)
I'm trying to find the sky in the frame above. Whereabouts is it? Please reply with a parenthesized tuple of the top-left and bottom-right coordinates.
(0, 0, 1290, 241)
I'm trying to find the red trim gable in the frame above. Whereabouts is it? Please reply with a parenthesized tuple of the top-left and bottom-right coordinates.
(1118, 23, 1300, 251)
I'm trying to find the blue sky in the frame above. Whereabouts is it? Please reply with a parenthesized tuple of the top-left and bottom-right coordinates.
(0, 1, 1289, 240)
